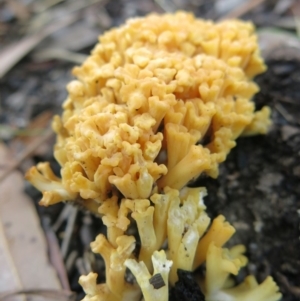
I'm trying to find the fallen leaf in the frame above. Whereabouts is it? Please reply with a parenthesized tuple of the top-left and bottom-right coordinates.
(0, 143, 61, 296)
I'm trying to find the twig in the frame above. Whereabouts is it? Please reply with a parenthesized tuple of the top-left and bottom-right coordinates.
(42, 217, 71, 291)
(275, 103, 299, 125)
(270, 92, 300, 106)
(61, 205, 78, 259)
(0, 127, 54, 183)
(75, 257, 87, 276)
(83, 250, 93, 274)
(33, 48, 88, 64)
(276, 272, 300, 297)
(219, 0, 268, 20)
(65, 250, 78, 273)
(34, 0, 65, 13)
(52, 205, 74, 233)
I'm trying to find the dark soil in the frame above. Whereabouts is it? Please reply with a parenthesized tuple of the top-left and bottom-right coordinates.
(198, 58, 300, 301)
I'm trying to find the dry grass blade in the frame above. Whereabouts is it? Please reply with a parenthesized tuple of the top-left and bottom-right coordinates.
(0, 13, 79, 78)
(52, 205, 74, 232)
(275, 103, 299, 125)
(34, 0, 65, 13)
(33, 48, 88, 64)
(43, 217, 71, 291)
(220, 0, 268, 20)
(61, 205, 78, 259)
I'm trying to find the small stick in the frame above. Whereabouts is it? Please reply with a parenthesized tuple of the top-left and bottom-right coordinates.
(275, 103, 299, 125)
(61, 205, 78, 259)
(83, 250, 93, 274)
(75, 258, 87, 276)
(276, 272, 300, 297)
(42, 217, 71, 291)
(52, 205, 74, 232)
(65, 250, 78, 273)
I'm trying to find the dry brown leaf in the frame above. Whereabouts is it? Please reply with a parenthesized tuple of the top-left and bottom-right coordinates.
(0, 143, 61, 297)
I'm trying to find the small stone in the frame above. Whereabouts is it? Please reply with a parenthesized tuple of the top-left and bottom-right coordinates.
(281, 125, 299, 141)
(253, 220, 264, 233)
(293, 166, 300, 177)
(256, 172, 283, 193)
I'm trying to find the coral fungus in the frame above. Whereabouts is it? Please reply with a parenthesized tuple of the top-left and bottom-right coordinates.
(26, 11, 280, 301)
(26, 12, 271, 209)
(79, 188, 281, 301)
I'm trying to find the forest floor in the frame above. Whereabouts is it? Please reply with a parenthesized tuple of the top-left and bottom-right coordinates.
(0, 0, 299, 301)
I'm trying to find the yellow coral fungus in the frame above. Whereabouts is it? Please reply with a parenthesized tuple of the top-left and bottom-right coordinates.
(26, 12, 271, 206)
(81, 187, 281, 301)
(25, 11, 281, 301)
